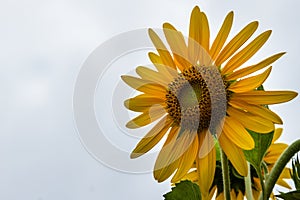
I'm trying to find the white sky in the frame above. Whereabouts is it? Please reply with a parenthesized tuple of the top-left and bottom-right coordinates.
(1, 0, 300, 199)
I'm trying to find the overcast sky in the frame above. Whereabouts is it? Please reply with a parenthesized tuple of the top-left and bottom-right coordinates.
(1, 0, 300, 200)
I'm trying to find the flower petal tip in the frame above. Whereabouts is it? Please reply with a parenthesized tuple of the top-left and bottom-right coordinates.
(163, 22, 173, 29)
(130, 152, 142, 159)
(289, 91, 298, 100)
(193, 6, 200, 12)
(126, 121, 139, 129)
(123, 99, 129, 108)
(148, 28, 156, 37)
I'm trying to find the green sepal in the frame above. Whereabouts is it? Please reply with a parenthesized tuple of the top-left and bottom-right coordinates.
(243, 130, 274, 170)
(163, 180, 201, 200)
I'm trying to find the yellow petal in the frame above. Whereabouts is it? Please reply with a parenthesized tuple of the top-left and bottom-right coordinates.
(230, 190, 236, 199)
(232, 90, 298, 105)
(272, 128, 283, 143)
(131, 116, 172, 158)
(265, 143, 288, 163)
(209, 186, 217, 200)
(136, 66, 169, 86)
(229, 99, 283, 124)
(126, 105, 166, 128)
(163, 23, 187, 56)
(164, 125, 179, 145)
(228, 67, 272, 93)
(210, 11, 233, 60)
(172, 133, 198, 182)
(252, 189, 260, 200)
(148, 52, 178, 81)
(199, 11, 210, 53)
(197, 132, 216, 198)
(154, 126, 180, 182)
(276, 179, 292, 189)
(188, 6, 212, 66)
(188, 6, 205, 65)
(198, 130, 217, 158)
(222, 116, 255, 150)
(198, 12, 213, 66)
(148, 29, 176, 69)
(216, 193, 224, 200)
(124, 94, 165, 112)
(121, 75, 167, 96)
(237, 190, 244, 200)
(154, 157, 179, 183)
(219, 132, 248, 176)
(222, 30, 272, 74)
(227, 106, 275, 133)
(253, 177, 262, 190)
(163, 23, 190, 71)
(226, 52, 285, 80)
(181, 170, 198, 182)
(148, 52, 163, 70)
(215, 21, 258, 66)
(279, 167, 291, 179)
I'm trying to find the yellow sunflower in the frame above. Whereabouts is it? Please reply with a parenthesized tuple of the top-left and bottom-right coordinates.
(122, 6, 297, 198)
(182, 128, 291, 200)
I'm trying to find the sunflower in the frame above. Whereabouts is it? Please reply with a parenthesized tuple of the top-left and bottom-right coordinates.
(122, 6, 297, 198)
(182, 128, 291, 200)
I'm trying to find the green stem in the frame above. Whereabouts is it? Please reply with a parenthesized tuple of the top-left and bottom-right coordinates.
(220, 149, 231, 200)
(244, 162, 253, 200)
(256, 165, 266, 200)
(262, 161, 269, 180)
(260, 139, 300, 200)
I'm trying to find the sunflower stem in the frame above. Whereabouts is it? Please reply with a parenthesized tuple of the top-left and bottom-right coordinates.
(260, 139, 300, 200)
(256, 165, 266, 200)
(220, 149, 231, 200)
(244, 162, 253, 200)
(262, 161, 269, 180)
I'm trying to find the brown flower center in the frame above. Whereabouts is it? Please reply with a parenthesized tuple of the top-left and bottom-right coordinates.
(165, 65, 230, 133)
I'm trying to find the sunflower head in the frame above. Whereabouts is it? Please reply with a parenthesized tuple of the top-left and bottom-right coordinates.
(165, 65, 229, 133)
(122, 5, 297, 198)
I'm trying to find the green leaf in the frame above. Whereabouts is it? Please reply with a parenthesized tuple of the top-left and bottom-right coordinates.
(163, 180, 201, 200)
(276, 190, 300, 200)
(243, 130, 274, 170)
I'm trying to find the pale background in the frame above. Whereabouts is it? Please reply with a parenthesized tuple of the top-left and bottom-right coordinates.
(1, 0, 299, 199)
